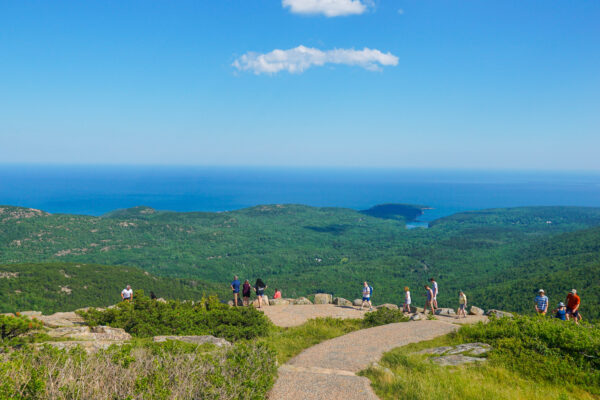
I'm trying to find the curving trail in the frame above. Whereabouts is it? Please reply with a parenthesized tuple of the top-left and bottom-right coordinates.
(269, 319, 459, 400)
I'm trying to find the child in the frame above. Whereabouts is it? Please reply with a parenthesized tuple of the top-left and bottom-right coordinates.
(554, 302, 567, 321)
(403, 287, 411, 313)
(457, 290, 467, 318)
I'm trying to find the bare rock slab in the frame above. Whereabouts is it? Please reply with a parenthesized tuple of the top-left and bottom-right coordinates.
(434, 308, 456, 316)
(333, 297, 353, 306)
(469, 306, 484, 315)
(293, 297, 313, 305)
(270, 298, 290, 306)
(47, 325, 131, 341)
(431, 354, 486, 366)
(486, 309, 514, 318)
(376, 303, 399, 310)
(153, 335, 231, 347)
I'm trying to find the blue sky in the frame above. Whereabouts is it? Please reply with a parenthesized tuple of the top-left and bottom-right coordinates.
(1, 0, 599, 169)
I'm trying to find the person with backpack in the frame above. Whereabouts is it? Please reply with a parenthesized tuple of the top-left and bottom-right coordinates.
(242, 279, 252, 306)
(361, 281, 373, 310)
(254, 278, 268, 308)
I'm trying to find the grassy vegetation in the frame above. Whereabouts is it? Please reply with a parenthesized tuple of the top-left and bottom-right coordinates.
(2, 204, 600, 319)
(362, 315, 600, 400)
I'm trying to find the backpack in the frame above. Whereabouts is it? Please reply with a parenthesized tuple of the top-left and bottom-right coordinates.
(369, 286, 373, 296)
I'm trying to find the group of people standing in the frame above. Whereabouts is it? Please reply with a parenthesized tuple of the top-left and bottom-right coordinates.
(535, 288, 582, 324)
(401, 278, 467, 318)
(230, 276, 282, 308)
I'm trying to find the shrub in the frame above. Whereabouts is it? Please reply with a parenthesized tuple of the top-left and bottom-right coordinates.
(0, 314, 43, 342)
(0, 341, 277, 400)
(362, 308, 409, 328)
(78, 292, 272, 341)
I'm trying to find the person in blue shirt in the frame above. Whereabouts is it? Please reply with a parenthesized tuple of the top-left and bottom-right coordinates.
(554, 302, 567, 321)
(230, 276, 241, 307)
(535, 289, 549, 315)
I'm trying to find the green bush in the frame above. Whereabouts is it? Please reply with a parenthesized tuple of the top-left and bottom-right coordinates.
(457, 315, 600, 394)
(78, 291, 272, 341)
(0, 314, 43, 342)
(362, 308, 409, 328)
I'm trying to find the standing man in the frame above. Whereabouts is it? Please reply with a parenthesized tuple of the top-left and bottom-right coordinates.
(424, 285, 435, 315)
(535, 289, 549, 315)
(230, 276, 241, 307)
(361, 281, 373, 311)
(121, 285, 133, 302)
(566, 289, 581, 324)
(430, 278, 438, 310)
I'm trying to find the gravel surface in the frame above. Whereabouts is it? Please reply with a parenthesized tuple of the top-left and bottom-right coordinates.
(269, 319, 459, 399)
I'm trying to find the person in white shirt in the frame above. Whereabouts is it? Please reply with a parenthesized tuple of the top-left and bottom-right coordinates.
(403, 287, 411, 313)
(430, 278, 438, 310)
(121, 285, 133, 302)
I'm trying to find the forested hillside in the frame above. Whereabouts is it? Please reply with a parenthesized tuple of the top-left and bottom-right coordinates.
(1, 204, 600, 318)
(0, 263, 221, 313)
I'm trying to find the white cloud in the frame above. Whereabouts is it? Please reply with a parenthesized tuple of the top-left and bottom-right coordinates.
(282, 0, 369, 17)
(233, 45, 398, 75)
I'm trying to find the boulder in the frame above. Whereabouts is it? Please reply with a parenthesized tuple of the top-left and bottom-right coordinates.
(469, 306, 484, 316)
(38, 312, 85, 328)
(409, 305, 424, 313)
(486, 309, 513, 318)
(156, 298, 167, 303)
(333, 297, 353, 307)
(353, 299, 363, 307)
(314, 293, 333, 304)
(153, 335, 230, 347)
(376, 303, 399, 310)
(410, 313, 424, 321)
(269, 298, 290, 306)
(434, 308, 456, 316)
(19, 311, 42, 317)
(47, 325, 131, 341)
(227, 298, 244, 306)
(293, 297, 313, 305)
(252, 295, 270, 307)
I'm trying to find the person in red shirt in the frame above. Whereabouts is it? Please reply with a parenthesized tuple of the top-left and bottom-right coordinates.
(566, 289, 582, 324)
(273, 289, 282, 299)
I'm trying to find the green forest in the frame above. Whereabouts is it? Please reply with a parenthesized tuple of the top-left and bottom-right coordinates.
(1, 204, 599, 318)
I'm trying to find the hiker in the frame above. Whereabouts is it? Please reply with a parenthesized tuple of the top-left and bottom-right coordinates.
(361, 281, 373, 310)
(273, 289, 282, 299)
(424, 285, 435, 314)
(566, 289, 582, 324)
(430, 278, 438, 309)
(254, 279, 267, 308)
(150, 291, 157, 300)
(230, 276, 241, 307)
(403, 287, 411, 313)
(535, 289, 549, 315)
(554, 302, 567, 321)
(457, 290, 467, 319)
(121, 285, 133, 302)
(242, 279, 252, 306)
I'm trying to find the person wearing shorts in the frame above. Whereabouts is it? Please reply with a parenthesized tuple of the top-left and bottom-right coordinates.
(361, 281, 373, 310)
(403, 287, 411, 313)
(566, 289, 581, 324)
(425, 285, 434, 314)
(121, 285, 133, 302)
(254, 278, 267, 308)
(457, 290, 467, 318)
(429, 278, 438, 310)
(230, 276, 241, 307)
(242, 280, 252, 306)
(535, 289, 549, 315)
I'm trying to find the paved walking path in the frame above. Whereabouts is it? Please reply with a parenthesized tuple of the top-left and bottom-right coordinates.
(269, 319, 459, 400)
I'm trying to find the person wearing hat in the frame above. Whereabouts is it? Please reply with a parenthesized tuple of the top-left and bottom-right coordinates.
(566, 289, 581, 324)
(553, 302, 567, 321)
(534, 289, 549, 315)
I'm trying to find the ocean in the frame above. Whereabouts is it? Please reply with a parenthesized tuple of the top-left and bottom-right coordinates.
(1, 166, 600, 223)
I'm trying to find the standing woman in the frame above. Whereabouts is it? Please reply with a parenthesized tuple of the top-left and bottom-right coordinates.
(403, 287, 411, 313)
(242, 279, 252, 306)
(255, 278, 268, 308)
(457, 290, 467, 318)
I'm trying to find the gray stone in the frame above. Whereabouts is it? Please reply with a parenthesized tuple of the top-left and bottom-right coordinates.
(376, 303, 399, 310)
(19, 311, 42, 317)
(333, 297, 353, 307)
(434, 308, 456, 316)
(314, 293, 333, 304)
(469, 306, 484, 316)
(252, 295, 270, 307)
(38, 312, 85, 328)
(446, 343, 490, 355)
(410, 313, 424, 321)
(153, 335, 231, 347)
(431, 355, 486, 366)
(417, 346, 454, 355)
(227, 298, 244, 306)
(409, 305, 424, 313)
(353, 299, 364, 306)
(486, 309, 514, 318)
(269, 298, 290, 306)
(293, 297, 313, 305)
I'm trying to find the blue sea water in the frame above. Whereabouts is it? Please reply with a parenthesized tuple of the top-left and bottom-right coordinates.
(1, 166, 600, 222)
